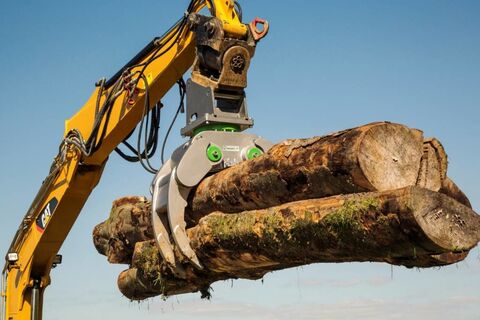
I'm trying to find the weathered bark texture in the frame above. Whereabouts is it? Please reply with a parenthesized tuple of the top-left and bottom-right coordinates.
(92, 122, 479, 301)
(93, 196, 152, 264)
(186, 122, 438, 224)
(110, 187, 480, 300)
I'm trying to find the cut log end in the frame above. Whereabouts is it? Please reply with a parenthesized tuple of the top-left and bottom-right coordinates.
(412, 187, 480, 251)
(358, 124, 423, 190)
(440, 177, 472, 208)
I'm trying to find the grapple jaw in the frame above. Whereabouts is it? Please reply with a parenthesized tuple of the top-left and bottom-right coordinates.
(150, 131, 272, 276)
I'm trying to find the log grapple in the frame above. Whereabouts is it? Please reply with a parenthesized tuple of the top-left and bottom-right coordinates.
(150, 12, 272, 277)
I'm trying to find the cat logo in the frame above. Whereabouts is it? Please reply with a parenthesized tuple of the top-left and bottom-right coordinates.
(35, 198, 58, 233)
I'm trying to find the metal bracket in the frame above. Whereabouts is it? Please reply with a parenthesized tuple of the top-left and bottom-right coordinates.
(151, 130, 273, 273)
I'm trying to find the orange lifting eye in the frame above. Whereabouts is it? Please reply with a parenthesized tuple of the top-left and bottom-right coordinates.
(249, 17, 269, 41)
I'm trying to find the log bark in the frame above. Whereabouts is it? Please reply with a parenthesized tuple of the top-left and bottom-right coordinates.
(93, 196, 152, 264)
(109, 187, 480, 300)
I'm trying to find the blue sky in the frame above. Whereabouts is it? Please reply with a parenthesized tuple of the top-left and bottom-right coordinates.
(1, 1, 479, 319)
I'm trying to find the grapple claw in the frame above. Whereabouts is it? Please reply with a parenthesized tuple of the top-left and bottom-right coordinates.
(151, 161, 188, 278)
(151, 131, 272, 272)
(151, 208, 187, 278)
(168, 168, 203, 270)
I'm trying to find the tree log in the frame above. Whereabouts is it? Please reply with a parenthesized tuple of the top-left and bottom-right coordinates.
(93, 123, 461, 264)
(186, 122, 428, 224)
(92, 122, 477, 300)
(93, 196, 152, 264)
(109, 187, 480, 300)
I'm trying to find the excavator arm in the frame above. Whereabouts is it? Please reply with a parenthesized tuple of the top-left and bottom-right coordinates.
(1, 1, 264, 319)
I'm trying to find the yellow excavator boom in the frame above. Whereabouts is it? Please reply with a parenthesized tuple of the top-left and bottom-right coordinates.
(1, 1, 252, 319)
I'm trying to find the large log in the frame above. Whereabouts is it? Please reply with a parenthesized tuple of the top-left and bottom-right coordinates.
(92, 122, 476, 300)
(93, 123, 460, 264)
(186, 122, 428, 223)
(109, 187, 480, 300)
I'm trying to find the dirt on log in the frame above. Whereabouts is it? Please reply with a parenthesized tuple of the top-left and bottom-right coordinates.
(110, 187, 480, 300)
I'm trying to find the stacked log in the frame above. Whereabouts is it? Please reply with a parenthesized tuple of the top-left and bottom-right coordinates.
(93, 122, 480, 300)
